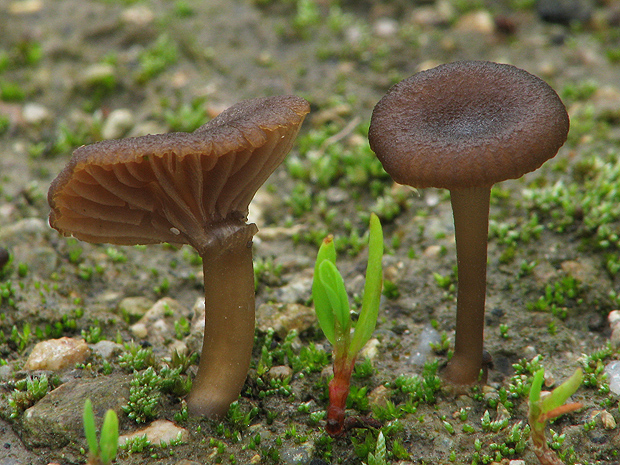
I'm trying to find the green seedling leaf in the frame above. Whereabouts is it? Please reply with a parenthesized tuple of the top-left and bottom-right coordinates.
(99, 409, 119, 464)
(313, 235, 337, 345)
(350, 213, 383, 355)
(529, 369, 544, 406)
(83, 399, 99, 458)
(528, 367, 583, 464)
(318, 259, 351, 336)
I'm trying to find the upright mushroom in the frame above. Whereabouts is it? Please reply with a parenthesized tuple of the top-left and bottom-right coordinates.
(368, 61, 569, 384)
(48, 95, 310, 417)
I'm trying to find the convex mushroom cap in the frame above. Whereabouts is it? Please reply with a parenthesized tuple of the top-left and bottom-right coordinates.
(368, 60, 569, 189)
(48, 95, 311, 254)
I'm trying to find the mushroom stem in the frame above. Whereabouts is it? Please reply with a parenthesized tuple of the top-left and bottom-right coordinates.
(444, 186, 491, 385)
(187, 222, 257, 418)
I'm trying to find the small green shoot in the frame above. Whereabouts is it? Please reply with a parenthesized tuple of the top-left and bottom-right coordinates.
(83, 399, 119, 465)
(312, 213, 383, 437)
(363, 431, 387, 465)
(528, 368, 583, 465)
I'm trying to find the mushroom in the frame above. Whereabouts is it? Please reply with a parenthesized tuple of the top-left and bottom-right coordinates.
(368, 61, 569, 384)
(48, 95, 310, 417)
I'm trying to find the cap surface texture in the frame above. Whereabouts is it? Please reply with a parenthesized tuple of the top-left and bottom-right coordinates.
(368, 61, 569, 189)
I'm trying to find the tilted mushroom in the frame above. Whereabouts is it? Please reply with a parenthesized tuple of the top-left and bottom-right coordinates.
(368, 61, 569, 384)
(48, 95, 310, 417)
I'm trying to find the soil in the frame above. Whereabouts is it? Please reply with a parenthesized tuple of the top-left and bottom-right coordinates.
(0, 0, 619, 464)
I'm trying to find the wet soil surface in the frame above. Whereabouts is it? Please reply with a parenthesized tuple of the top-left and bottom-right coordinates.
(0, 0, 620, 464)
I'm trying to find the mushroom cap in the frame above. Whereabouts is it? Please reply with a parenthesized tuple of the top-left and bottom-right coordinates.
(368, 61, 569, 190)
(48, 95, 310, 248)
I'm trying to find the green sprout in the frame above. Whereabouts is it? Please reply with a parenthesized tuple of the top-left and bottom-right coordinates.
(313, 213, 383, 437)
(83, 399, 119, 465)
(528, 368, 583, 465)
(363, 431, 387, 465)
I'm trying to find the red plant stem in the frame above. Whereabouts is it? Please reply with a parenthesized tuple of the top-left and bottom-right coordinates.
(326, 355, 356, 437)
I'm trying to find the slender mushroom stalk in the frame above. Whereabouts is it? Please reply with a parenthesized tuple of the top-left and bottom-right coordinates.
(47, 96, 310, 418)
(188, 221, 257, 416)
(446, 186, 490, 382)
(368, 61, 569, 385)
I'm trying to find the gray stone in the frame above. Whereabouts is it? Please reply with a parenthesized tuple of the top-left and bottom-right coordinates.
(537, 0, 593, 25)
(129, 297, 189, 346)
(280, 444, 315, 465)
(11, 245, 58, 278)
(90, 340, 124, 360)
(116, 296, 155, 323)
(256, 302, 316, 338)
(267, 365, 293, 382)
(20, 375, 131, 448)
(0, 419, 44, 465)
(0, 218, 48, 244)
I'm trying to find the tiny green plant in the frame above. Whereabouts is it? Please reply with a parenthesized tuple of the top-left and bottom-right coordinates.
(363, 431, 387, 465)
(528, 368, 583, 465)
(83, 399, 119, 465)
(312, 213, 383, 437)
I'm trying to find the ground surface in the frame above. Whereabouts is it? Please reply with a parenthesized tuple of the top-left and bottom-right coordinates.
(0, 0, 620, 464)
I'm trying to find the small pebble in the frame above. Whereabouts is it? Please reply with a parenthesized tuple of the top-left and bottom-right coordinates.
(454, 10, 496, 34)
(268, 365, 293, 381)
(130, 297, 189, 343)
(102, 108, 134, 139)
(118, 419, 188, 447)
(367, 384, 391, 409)
(24, 337, 90, 371)
(22, 103, 51, 125)
(130, 322, 148, 339)
(373, 18, 398, 38)
(412, 3, 453, 27)
(117, 296, 155, 323)
(0, 218, 48, 243)
(360, 338, 380, 361)
(280, 446, 313, 465)
(409, 325, 441, 367)
(537, 0, 593, 25)
(90, 340, 123, 360)
(81, 63, 115, 87)
(604, 361, 620, 395)
(121, 5, 155, 26)
(608, 309, 620, 326)
(9, 0, 42, 14)
(256, 302, 316, 338)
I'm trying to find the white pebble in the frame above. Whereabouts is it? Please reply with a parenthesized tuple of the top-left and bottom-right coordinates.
(604, 361, 620, 395)
(102, 109, 134, 140)
(118, 419, 188, 447)
(373, 18, 398, 38)
(130, 322, 148, 339)
(22, 103, 51, 125)
(608, 310, 620, 326)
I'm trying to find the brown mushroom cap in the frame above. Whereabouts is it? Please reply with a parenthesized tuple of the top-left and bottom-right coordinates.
(368, 61, 569, 190)
(48, 95, 310, 249)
